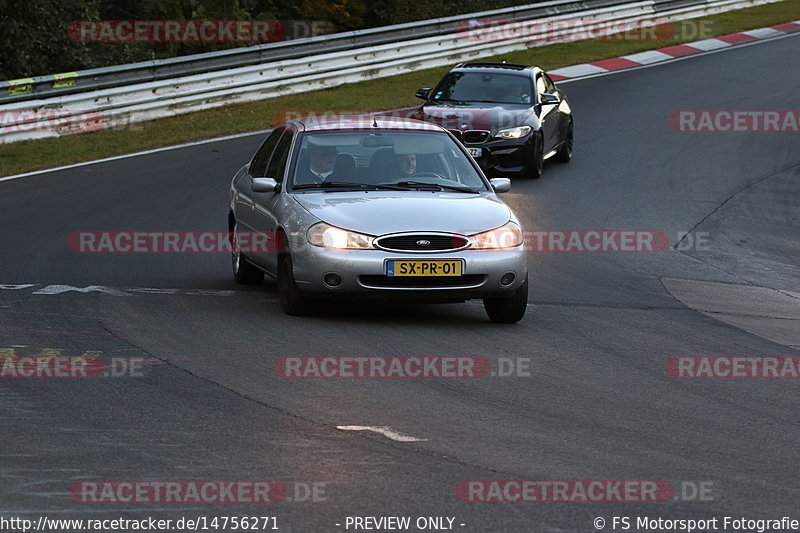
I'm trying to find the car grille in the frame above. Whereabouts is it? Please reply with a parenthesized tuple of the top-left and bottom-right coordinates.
(375, 234, 469, 252)
(464, 130, 490, 143)
(359, 275, 485, 289)
(448, 129, 491, 144)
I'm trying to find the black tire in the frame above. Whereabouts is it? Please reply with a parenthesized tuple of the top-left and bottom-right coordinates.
(554, 120, 573, 163)
(278, 253, 310, 316)
(231, 222, 264, 285)
(527, 133, 544, 179)
(483, 275, 529, 324)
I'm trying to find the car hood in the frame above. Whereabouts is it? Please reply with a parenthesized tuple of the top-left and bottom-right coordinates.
(292, 191, 512, 236)
(419, 102, 535, 131)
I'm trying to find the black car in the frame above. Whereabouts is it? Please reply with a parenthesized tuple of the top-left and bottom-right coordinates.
(414, 62, 573, 179)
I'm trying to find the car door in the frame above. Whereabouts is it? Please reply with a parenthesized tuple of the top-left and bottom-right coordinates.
(250, 126, 295, 273)
(543, 72, 568, 150)
(233, 130, 282, 266)
(536, 73, 560, 153)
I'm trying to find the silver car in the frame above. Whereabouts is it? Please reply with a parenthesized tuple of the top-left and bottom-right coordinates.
(228, 116, 528, 323)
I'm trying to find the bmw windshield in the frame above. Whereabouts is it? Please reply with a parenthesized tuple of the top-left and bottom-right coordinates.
(431, 72, 534, 105)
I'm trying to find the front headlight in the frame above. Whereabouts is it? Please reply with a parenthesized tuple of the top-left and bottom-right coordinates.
(307, 222, 374, 249)
(496, 126, 532, 139)
(469, 221, 523, 249)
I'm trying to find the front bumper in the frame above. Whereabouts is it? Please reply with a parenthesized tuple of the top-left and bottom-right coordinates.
(291, 246, 527, 301)
(466, 135, 535, 177)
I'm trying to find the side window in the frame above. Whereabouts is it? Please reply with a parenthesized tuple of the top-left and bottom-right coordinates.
(535, 75, 547, 98)
(250, 129, 283, 177)
(265, 128, 295, 182)
(543, 73, 557, 94)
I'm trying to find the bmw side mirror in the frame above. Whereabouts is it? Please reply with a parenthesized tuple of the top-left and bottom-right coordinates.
(252, 177, 280, 193)
(489, 178, 511, 193)
(540, 93, 560, 105)
(415, 88, 432, 100)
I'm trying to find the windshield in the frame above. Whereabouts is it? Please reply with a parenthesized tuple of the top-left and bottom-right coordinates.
(289, 131, 489, 191)
(431, 72, 533, 105)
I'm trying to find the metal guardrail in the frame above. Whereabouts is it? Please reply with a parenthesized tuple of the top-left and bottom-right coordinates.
(0, 0, 783, 144)
(0, 0, 647, 104)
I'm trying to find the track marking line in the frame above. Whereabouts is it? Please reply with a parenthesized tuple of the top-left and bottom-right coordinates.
(336, 425, 428, 442)
(0, 129, 271, 183)
(0, 283, 273, 298)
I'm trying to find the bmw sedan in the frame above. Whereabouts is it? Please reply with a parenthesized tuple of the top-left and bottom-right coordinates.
(228, 115, 529, 323)
(414, 62, 573, 179)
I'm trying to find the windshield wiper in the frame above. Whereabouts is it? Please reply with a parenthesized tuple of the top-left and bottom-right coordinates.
(394, 181, 480, 193)
(293, 181, 405, 191)
(431, 99, 468, 105)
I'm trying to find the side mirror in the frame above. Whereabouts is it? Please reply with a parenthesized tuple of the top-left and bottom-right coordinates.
(489, 178, 511, 193)
(252, 177, 280, 193)
(415, 87, 432, 100)
(539, 93, 560, 105)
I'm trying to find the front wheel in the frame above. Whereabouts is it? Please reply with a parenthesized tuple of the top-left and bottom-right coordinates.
(527, 133, 544, 179)
(278, 253, 310, 316)
(483, 275, 529, 323)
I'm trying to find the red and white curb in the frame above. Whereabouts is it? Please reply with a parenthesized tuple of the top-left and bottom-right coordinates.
(549, 20, 800, 80)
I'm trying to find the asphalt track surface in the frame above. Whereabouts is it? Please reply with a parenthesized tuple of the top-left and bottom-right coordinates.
(1, 34, 799, 532)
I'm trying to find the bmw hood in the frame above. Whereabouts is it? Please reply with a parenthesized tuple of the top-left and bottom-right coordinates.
(292, 192, 513, 236)
(419, 103, 536, 132)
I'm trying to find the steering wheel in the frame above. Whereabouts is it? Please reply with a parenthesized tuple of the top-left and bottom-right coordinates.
(406, 172, 446, 181)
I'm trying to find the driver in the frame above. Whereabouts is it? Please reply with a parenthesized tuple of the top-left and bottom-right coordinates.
(394, 153, 417, 178)
(296, 141, 338, 185)
(510, 82, 531, 104)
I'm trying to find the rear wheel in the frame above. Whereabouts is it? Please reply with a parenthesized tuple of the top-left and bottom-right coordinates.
(554, 120, 573, 163)
(483, 275, 529, 323)
(278, 253, 310, 316)
(231, 222, 264, 285)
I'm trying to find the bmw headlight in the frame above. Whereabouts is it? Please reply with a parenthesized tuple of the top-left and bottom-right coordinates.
(496, 126, 532, 139)
(307, 223, 374, 249)
(469, 221, 523, 249)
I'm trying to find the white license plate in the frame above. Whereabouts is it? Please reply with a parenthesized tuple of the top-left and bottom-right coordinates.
(467, 147, 482, 157)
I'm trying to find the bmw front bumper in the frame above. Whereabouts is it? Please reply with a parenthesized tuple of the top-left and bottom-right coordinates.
(466, 135, 536, 177)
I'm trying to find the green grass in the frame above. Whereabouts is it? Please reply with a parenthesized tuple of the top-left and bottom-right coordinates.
(1, 0, 798, 177)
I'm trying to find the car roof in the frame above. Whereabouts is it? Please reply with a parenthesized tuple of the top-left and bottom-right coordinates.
(286, 114, 447, 133)
(450, 62, 540, 76)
